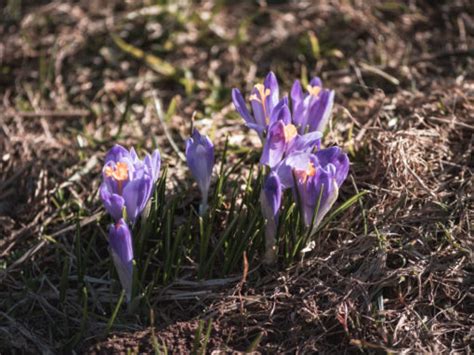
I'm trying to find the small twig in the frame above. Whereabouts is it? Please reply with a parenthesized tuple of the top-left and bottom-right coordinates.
(4, 110, 89, 118)
(409, 49, 474, 65)
(49, 212, 102, 238)
(427, 116, 474, 131)
(152, 93, 186, 162)
(359, 62, 400, 86)
(400, 149, 438, 200)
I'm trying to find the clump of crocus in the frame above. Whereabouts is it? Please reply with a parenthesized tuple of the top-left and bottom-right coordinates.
(258, 148, 348, 264)
(260, 171, 282, 265)
(100, 144, 161, 301)
(100, 144, 161, 224)
(233, 72, 347, 264)
(185, 129, 215, 215)
(108, 219, 134, 301)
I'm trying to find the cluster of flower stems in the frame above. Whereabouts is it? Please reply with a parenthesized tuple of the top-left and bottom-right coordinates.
(100, 72, 349, 301)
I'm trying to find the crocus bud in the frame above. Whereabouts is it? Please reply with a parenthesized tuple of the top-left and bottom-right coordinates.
(100, 144, 161, 224)
(185, 129, 215, 215)
(108, 219, 133, 302)
(260, 171, 282, 265)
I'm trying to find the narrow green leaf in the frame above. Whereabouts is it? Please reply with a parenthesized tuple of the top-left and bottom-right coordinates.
(111, 33, 177, 77)
(246, 331, 263, 352)
(59, 256, 70, 304)
(308, 31, 321, 60)
(105, 290, 125, 336)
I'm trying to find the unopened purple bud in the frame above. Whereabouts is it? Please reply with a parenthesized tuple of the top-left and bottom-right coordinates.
(100, 185, 125, 221)
(185, 129, 214, 213)
(261, 171, 282, 264)
(108, 219, 133, 302)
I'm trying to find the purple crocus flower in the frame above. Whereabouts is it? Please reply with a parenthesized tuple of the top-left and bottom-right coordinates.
(232, 71, 284, 141)
(260, 105, 297, 168)
(291, 77, 334, 134)
(259, 103, 323, 168)
(185, 129, 215, 215)
(260, 171, 282, 264)
(275, 146, 349, 229)
(108, 219, 133, 302)
(260, 116, 323, 168)
(100, 144, 161, 224)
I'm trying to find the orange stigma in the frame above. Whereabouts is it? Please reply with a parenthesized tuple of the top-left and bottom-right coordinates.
(283, 124, 297, 143)
(249, 83, 271, 123)
(104, 162, 129, 194)
(307, 85, 321, 97)
(294, 162, 316, 183)
(307, 162, 316, 177)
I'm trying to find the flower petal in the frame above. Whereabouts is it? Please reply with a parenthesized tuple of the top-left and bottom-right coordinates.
(260, 121, 287, 168)
(309, 77, 323, 88)
(144, 149, 161, 183)
(269, 97, 289, 126)
(100, 183, 125, 221)
(307, 90, 334, 133)
(250, 86, 268, 128)
(291, 80, 304, 107)
(232, 88, 255, 126)
(105, 144, 130, 164)
(315, 146, 349, 187)
(276, 104, 292, 125)
(264, 71, 280, 112)
(299, 167, 339, 227)
(122, 176, 152, 223)
(129, 147, 139, 163)
(287, 131, 322, 155)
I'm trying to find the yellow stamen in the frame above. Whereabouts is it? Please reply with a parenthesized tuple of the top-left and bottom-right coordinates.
(307, 85, 321, 97)
(283, 124, 297, 143)
(249, 84, 271, 103)
(249, 94, 259, 102)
